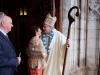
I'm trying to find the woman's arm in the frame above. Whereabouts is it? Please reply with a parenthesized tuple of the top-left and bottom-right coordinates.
(39, 40, 47, 59)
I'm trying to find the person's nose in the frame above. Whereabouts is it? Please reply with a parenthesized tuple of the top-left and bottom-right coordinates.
(11, 24, 13, 27)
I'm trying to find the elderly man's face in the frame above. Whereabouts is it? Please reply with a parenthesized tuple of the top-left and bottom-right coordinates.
(2, 16, 13, 33)
(43, 24, 52, 34)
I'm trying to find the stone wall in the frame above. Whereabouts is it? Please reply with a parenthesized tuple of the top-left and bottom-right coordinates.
(62, 0, 100, 75)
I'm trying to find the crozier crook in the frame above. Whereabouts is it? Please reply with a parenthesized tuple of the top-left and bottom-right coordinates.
(62, 6, 80, 75)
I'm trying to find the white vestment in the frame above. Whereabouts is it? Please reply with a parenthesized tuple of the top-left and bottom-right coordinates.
(43, 29, 67, 75)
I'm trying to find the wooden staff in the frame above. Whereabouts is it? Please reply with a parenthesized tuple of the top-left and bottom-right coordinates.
(62, 6, 80, 75)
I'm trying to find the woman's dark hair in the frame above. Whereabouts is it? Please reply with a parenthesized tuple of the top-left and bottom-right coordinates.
(31, 26, 40, 36)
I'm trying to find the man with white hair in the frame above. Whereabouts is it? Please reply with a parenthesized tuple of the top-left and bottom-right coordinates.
(0, 12, 21, 75)
(41, 13, 69, 75)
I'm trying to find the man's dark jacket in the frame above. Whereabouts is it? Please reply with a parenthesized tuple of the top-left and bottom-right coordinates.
(0, 31, 18, 75)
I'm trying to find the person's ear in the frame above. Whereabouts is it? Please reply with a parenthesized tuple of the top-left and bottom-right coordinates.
(50, 26, 52, 30)
(36, 31, 38, 35)
(1, 21, 5, 27)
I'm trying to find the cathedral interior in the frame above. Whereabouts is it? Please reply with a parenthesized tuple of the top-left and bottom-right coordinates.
(0, 0, 100, 75)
